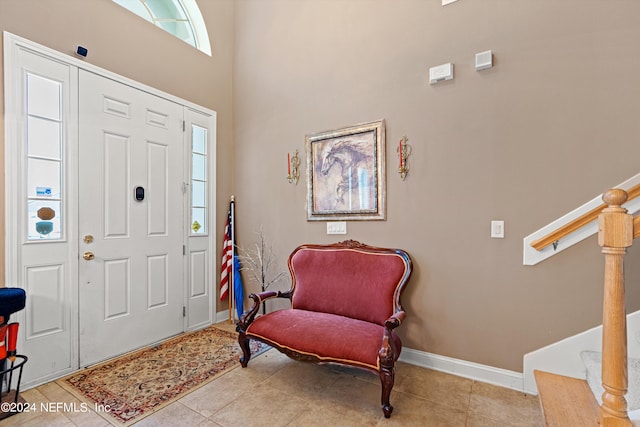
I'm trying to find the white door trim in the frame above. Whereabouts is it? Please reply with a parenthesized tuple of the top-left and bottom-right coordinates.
(4, 31, 217, 387)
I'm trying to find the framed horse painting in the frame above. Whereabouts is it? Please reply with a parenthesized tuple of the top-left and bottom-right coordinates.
(306, 120, 386, 221)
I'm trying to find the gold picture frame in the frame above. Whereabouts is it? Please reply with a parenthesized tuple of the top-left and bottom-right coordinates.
(306, 120, 386, 221)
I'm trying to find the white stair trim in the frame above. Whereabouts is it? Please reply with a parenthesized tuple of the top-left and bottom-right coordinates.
(523, 172, 640, 265)
(523, 310, 640, 395)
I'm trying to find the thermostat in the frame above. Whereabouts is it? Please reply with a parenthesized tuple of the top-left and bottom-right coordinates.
(429, 63, 453, 84)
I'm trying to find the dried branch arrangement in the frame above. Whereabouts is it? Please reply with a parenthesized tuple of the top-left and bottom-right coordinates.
(237, 228, 288, 313)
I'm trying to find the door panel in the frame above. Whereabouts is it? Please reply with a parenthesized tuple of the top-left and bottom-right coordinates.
(104, 133, 130, 237)
(185, 109, 215, 329)
(147, 142, 169, 235)
(10, 46, 79, 385)
(78, 70, 184, 366)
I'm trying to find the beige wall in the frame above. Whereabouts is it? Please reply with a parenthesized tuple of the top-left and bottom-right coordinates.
(233, 0, 640, 372)
(1, 0, 639, 374)
(0, 0, 235, 287)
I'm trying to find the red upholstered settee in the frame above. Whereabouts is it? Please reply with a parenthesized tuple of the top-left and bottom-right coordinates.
(236, 240, 412, 418)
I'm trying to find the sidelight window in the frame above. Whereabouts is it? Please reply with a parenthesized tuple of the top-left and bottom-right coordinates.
(26, 74, 63, 241)
(190, 125, 207, 235)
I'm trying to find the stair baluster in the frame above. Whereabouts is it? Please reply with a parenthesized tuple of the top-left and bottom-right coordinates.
(598, 189, 633, 426)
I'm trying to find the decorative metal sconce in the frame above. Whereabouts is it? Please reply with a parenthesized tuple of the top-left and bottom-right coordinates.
(287, 149, 300, 185)
(397, 136, 412, 181)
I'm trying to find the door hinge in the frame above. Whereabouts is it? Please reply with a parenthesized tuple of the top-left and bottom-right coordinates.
(183, 306, 186, 317)
(183, 245, 186, 255)
(182, 120, 186, 132)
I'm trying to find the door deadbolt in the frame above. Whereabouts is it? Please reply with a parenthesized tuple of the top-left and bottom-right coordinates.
(83, 251, 95, 261)
(135, 186, 145, 201)
(83, 235, 94, 244)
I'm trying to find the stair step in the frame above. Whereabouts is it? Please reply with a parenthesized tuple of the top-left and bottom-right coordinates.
(534, 370, 600, 427)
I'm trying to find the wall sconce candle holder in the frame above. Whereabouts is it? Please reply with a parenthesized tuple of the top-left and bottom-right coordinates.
(397, 136, 411, 181)
(287, 149, 300, 185)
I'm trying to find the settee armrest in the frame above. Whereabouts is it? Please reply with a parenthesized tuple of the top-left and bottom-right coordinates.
(384, 311, 406, 330)
(236, 290, 293, 333)
(380, 311, 406, 360)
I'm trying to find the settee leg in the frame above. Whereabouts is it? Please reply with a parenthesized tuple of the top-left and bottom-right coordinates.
(238, 331, 251, 367)
(379, 365, 395, 418)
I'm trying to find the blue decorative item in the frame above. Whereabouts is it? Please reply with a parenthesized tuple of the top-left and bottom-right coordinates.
(35, 221, 53, 235)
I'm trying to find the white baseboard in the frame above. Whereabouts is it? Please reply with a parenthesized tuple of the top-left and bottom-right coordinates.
(399, 347, 524, 392)
(214, 309, 231, 324)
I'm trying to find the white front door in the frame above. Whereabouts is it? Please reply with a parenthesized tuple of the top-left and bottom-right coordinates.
(78, 70, 185, 366)
(6, 34, 216, 386)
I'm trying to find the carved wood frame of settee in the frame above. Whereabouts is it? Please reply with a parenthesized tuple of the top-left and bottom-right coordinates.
(236, 240, 412, 418)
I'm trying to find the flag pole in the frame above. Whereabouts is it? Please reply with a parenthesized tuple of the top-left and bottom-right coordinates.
(229, 195, 235, 323)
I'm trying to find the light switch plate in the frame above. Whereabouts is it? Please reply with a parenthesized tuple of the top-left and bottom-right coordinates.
(491, 220, 505, 238)
(327, 221, 347, 235)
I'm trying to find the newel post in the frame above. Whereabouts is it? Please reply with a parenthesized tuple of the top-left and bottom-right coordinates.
(598, 189, 632, 427)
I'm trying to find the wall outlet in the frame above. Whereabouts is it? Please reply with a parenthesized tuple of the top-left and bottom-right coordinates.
(327, 221, 347, 235)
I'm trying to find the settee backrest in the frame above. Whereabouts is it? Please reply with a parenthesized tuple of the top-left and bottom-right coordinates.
(288, 241, 412, 326)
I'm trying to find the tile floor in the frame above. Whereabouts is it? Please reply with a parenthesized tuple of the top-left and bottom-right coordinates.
(1, 324, 543, 427)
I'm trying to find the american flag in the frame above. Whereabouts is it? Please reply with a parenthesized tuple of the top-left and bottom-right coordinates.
(219, 208, 233, 301)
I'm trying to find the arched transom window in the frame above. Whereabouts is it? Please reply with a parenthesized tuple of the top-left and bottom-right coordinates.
(113, 0, 211, 56)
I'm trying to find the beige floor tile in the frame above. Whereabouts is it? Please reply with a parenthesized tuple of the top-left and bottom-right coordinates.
(231, 348, 292, 383)
(132, 401, 207, 427)
(311, 373, 386, 419)
(1, 388, 76, 427)
(179, 369, 257, 417)
(262, 360, 340, 399)
(377, 391, 468, 427)
(209, 382, 309, 427)
(466, 412, 512, 427)
(468, 381, 543, 427)
(0, 412, 74, 427)
(6, 326, 543, 426)
(1, 388, 58, 426)
(214, 322, 238, 333)
(38, 382, 76, 401)
(394, 363, 473, 411)
(38, 382, 111, 427)
(290, 398, 381, 427)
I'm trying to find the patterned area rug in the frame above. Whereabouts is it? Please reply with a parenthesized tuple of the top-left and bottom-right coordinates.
(59, 326, 269, 426)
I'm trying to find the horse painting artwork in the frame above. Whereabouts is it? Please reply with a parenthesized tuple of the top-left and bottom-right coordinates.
(306, 119, 385, 221)
(314, 131, 376, 212)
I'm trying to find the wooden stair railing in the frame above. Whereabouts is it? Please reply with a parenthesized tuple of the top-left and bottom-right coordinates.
(535, 188, 634, 427)
(530, 183, 640, 251)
